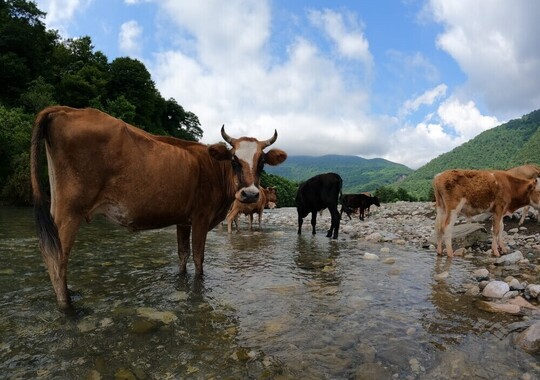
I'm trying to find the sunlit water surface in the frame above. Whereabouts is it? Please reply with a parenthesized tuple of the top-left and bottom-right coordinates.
(0, 207, 539, 379)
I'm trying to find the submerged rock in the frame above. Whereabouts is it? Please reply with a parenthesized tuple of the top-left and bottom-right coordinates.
(515, 322, 540, 353)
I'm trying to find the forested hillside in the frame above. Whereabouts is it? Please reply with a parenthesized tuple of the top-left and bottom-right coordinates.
(395, 109, 540, 200)
(266, 155, 413, 193)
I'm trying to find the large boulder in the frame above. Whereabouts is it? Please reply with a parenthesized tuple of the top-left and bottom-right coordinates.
(429, 223, 488, 248)
(515, 322, 540, 353)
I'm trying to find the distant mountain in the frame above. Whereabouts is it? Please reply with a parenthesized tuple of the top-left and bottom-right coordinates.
(395, 109, 540, 200)
(266, 154, 413, 193)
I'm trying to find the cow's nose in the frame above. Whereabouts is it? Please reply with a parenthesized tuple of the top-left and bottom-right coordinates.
(241, 188, 259, 203)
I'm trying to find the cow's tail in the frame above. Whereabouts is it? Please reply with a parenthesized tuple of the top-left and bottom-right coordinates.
(432, 176, 445, 237)
(31, 108, 62, 260)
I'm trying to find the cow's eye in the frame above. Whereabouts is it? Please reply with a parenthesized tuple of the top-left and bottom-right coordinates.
(231, 157, 241, 170)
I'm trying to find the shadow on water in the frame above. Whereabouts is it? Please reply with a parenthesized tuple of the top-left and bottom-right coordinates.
(1, 207, 539, 379)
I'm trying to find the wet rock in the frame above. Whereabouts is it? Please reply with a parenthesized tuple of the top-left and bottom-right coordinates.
(356, 343, 376, 363)
(363, 252, 379, 260)
(515, 322, 540, 353)
(130, 318, 160, 334)
(473, 268, 490, 281)
(495, 251, 524, 265)
(434, 271, 449, 281)
(527, 284, 540, 298)
(382, 258, 396, 264)
(482, 281, 510, 299)
(354, 362, 391, 380)
(114, 368, 137, 380)
(475, 300, 521, 314)
(365, 232, 382, 242)
(136, 307, 178, 324)
(429, 223, 488, 248)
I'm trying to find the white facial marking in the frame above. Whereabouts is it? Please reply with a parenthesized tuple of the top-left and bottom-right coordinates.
(235, 141, 258, 170)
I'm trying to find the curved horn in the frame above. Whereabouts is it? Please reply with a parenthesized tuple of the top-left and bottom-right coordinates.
(221, 125, 235, 145)
(262, 129, 278, 148)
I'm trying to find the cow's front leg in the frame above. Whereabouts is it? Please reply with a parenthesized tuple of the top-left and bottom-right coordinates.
(177, 224, 191, 273)
(191, 223, 209, 276)
(311, 212, 317, 235)
(491, 216, 506, 256)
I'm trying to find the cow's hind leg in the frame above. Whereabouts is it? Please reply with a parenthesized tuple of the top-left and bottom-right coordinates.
(50, 215, 82, 310)
(310, 212, 317, 235)
(326, 206, 341, 239)
(177, 224, 191, 273)
(327, 206, 340, 239)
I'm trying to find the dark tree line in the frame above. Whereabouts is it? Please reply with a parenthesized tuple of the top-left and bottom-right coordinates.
(0, 0, 202, 204)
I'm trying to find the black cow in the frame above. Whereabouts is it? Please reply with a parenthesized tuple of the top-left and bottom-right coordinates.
(341, 193, 380, 221)
(296, 172, 343, 239)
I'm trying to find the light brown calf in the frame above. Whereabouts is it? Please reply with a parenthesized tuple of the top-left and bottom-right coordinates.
(433, 169, 540, 257)
(226, 187, 277, 232)
(506, 164, 540, 225)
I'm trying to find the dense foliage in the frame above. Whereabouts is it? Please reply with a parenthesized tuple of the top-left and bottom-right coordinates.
(266, 155, 412, 194)
(395, 109, 540, 200)
(0, 0, 203, 205)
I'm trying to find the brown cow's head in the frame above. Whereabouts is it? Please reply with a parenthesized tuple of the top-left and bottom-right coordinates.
(208, 126, 287, 203)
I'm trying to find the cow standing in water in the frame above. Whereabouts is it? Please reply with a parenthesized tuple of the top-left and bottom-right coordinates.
(295, 172, 343, 239)
(433, 169, 540, 257)
(30, 106, 287, 310)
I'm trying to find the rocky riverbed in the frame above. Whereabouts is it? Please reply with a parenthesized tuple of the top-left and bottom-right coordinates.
(259, 202, 540, 353)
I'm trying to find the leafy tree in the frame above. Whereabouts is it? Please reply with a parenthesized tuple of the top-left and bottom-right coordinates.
(163, 98, 203, 141)
(19, 76, 56, 113)
(261, 172, 298, 207)
(107, 57, 161, 132)
(0, 106, 33, 204)
(0, 0, 55, 105)
(105, 95, 137, 124)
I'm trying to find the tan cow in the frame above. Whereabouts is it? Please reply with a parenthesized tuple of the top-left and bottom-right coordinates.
(226, 187, 277, 233)
(506, 164, 540, 225)
(433, 169, 540, 257)
(30, 106, 287, 310)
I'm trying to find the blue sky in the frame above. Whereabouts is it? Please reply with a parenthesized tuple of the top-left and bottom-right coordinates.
(34, 0, 540, 169)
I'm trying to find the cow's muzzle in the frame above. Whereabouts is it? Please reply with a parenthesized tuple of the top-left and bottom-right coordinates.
(237, 186, 260, 203)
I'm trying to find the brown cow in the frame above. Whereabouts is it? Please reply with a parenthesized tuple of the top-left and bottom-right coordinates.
(30, 106, 287, 310)
(226, 187, 277, 233)
(506, 164, 540, 225)
(433, 169, 540, 257)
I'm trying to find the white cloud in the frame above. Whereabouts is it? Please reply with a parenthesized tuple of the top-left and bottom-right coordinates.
(35, 0, 90, 36)
(387, 98, 500, 169)
(308, 9, 373, 66)
(119, 20, 143, 57)
(400, 84, 447, 116)
(426, 0, 540, 117)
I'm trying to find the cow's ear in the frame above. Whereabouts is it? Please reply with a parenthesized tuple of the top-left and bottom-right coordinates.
(265, 149, 287, 166)
(208, 143, 233, 161)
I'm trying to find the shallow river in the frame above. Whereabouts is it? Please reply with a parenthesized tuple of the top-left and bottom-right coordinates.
(0, 207, 539, 379)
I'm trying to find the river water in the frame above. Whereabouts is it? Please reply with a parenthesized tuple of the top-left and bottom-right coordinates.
(0, 206, 538, 379)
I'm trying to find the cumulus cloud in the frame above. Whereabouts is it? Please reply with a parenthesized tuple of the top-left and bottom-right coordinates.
(35, 0, 90, 35)
(150, 3, 381, 159)
(387, 98, 500, 169)
(308, 9, 373, 66)
(119, 20, 143, 57)
(426, 0, 540, 117)
(400, 84, 447, 117)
